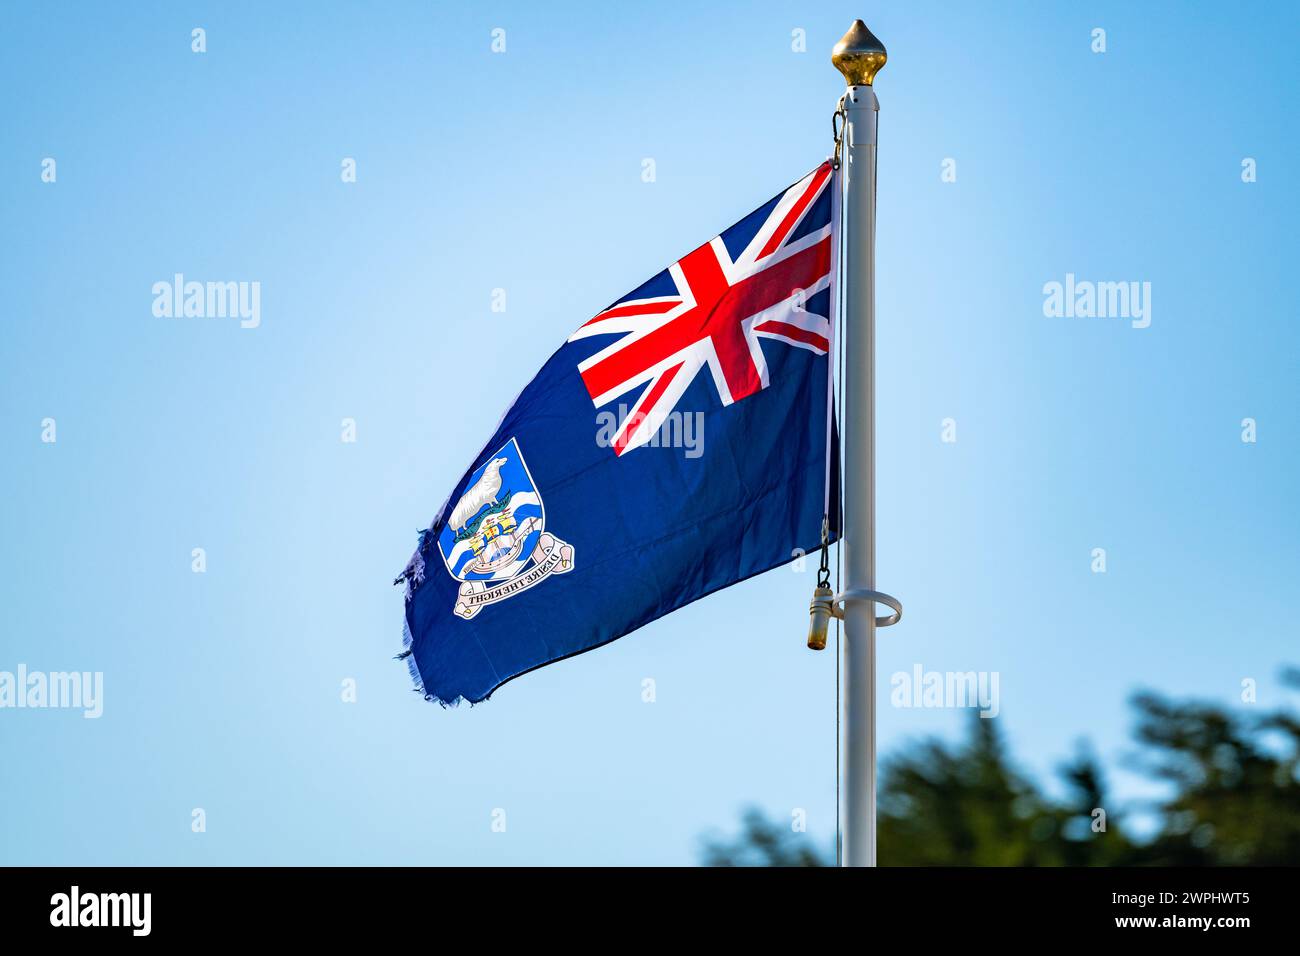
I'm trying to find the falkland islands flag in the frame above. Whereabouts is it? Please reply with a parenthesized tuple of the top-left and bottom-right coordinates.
(397, 163, 840, 705)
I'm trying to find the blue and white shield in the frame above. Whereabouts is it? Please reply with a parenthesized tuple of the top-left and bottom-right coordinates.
(437, 437, 573, 619)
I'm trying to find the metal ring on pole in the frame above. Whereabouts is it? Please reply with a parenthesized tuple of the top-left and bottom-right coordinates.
(833, 587, 902, 628)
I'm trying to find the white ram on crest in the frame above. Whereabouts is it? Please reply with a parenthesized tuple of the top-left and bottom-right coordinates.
(449, 457, 509, 533)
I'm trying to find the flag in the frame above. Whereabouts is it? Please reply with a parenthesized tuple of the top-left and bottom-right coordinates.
(397, 162, 840, 705)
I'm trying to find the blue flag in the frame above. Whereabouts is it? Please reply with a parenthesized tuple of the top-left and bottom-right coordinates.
(398, 163, 839, 704)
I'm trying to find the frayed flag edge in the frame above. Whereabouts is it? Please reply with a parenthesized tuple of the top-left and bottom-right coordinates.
(397, 614, 473, 709)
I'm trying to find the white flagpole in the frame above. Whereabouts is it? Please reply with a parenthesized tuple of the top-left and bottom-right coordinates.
(833, 19, 887, 868)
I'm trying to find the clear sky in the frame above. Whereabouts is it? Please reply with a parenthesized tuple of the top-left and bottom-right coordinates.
(2, 1, 1297, 864)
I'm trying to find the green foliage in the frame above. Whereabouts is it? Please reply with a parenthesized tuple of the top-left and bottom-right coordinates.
(700, 807, 826, 867)
(875, 716, 1119, 866)
(1126, 668, 1300, 865)
(702, 669, 1300, 866)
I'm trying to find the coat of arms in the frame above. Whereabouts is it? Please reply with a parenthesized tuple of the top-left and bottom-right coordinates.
(437, 438, 574, 619)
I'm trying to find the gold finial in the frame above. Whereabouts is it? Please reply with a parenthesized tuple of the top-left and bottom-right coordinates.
(831, 19, 887, 86)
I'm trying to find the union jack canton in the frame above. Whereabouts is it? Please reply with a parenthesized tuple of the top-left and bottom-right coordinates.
(569, 163, 834, 455)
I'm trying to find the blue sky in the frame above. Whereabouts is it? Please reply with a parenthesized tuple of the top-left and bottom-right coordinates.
(2, 0, 1297, 864)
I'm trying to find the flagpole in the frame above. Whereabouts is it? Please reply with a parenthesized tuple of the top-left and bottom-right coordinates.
(833, 19, 887, 868)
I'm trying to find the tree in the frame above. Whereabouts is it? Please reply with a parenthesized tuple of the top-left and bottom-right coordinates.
(1126, 668, 1300, 865)
(700, 806, 827, 867)
(702, 668, 1300, 866)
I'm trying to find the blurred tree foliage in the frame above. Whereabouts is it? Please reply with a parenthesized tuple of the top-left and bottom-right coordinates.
(702, 669, 1300, 866)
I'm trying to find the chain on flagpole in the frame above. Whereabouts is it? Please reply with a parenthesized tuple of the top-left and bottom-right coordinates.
(808, 517, 834, 650)
(831, 94, 848, 170)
